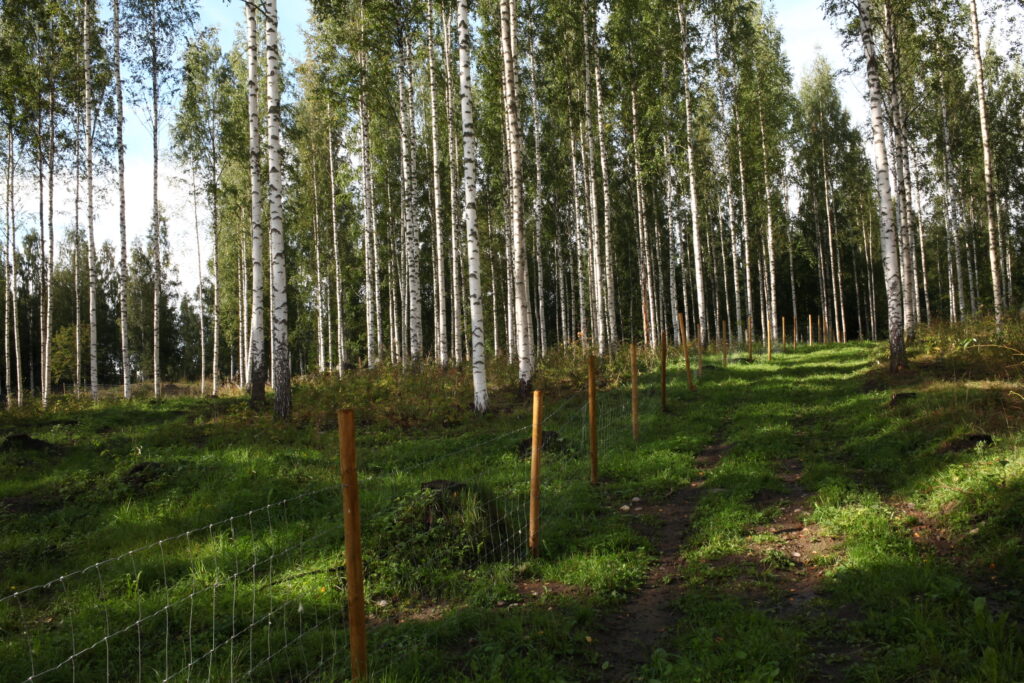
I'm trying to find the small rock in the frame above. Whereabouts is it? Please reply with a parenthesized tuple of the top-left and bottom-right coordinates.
(619, 505, 631, 512)
(631, 497, 641, 503)
(634, 506, 642, 511)
(792, 552, 801, 558)
(969, 528, 980, 535)
(375, 599, 389, 607)
(496, 601, 506, 607)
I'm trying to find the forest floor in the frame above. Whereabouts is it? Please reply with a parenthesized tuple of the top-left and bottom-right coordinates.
(2, 338, 1024, 681)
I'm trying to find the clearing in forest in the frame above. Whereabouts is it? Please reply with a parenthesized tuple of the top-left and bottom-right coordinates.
(2, 341, 1023, 681)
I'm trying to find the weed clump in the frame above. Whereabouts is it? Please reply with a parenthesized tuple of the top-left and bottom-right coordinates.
(366, 484, 520, 600)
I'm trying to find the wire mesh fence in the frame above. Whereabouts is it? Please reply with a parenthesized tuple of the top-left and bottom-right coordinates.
(2, 350, 691, 681)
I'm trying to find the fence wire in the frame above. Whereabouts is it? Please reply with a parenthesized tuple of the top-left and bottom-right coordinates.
(2, 367, 682, 681)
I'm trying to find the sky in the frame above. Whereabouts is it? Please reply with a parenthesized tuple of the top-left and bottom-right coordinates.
(22, 0, 865, 295)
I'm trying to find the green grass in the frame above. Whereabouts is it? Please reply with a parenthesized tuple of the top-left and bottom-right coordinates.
(2, 334, 1024, 681)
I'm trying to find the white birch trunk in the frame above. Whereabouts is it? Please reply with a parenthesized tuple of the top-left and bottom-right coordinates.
(757, 101, 779, 343)
(312, 162, 326, 371)
(530, 51, 546, 356)
(498, 0, 533, 389)
(327, 121, 346, 372)
(968, 0, 1004, 324)
(458, 0, 488, 410)
(113, 0, 130, 398)
(265, 0, 290, 416)
(246, 1, 265, 401)
(858, 0, 906, 371)
(191, 173, 206, 394)
(427, 0, 448, 365)
(677, 1, 707, 346)
(441, 11, 463, 364)
(593, 47, 617, 346)
(85, 0, 99, 401)
(397, 44, 422, 360)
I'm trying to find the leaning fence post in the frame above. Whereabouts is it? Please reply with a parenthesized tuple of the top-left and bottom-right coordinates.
(588, 355, 598, 485)
(529, 390, 543, 558)
(337, 409, 368, 681)
(630, 343, 639, 440)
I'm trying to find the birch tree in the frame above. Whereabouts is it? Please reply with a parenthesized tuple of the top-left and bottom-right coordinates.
(458, 0, 487, 411)
(246, 0, 266, 403)
(857, 0, 906, 371)
(265, 0, 291, 417)
(967, 0, 1004, 325)
(498, 0, 534, 391)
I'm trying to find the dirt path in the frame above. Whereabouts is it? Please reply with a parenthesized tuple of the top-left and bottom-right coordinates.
(590, 442, 731, 681)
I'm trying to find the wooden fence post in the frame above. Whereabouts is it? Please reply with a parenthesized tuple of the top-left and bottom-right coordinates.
(767, 318, 773, 361)
(660, 331, 668, 412)
(809, 313, 813, 346)
(781, 317, 786, 354)
(337, 410, 368, 681)
(529, 390, 543, 557)
(630, 343, 639, 440)
(588, 355, 598, 485)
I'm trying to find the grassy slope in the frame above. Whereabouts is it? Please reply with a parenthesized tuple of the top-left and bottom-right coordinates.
(1, 340, 1022, 681)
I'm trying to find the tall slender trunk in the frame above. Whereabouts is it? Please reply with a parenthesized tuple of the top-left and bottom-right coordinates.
(42, 91, 55, 407)
(148, 5, 162, 399)
(327, 122, 346, 372)
(498, 0, 533, 390)
(821, 141, 841, 340)
(530, 50, 546, 356)
(5, 127, 18, 407)
(735, 113, 753, 339)
(757, 101, 779, 342)
(881, 3, 917, 338)
(858, 0, 906, 371)
(594, 46, 616, 346)
(357, 24, 377, 368)
(665, 138, 682, 343)
(458, 0, 488, 410)
(312, 158, 326, 371)
(677, 1, 706, 346)
(246, 1, 265, 401)
(441, 10, 463, 363)
(397, 41, 422, 360)
(192, 174, 206, 394)
(940, 96, 964, 321)
(85, 0, 99, 401)
(726, 168, 742, 340)
(968, 0, 1004, 324)
(266, 0, 290, 416)
(909, 151, 930, 324)
(583, 22, 604, 353)
(113, 0, 129, 398)
(427, 0, 448, 365)
(73, 121, 82, 392)
(629, 91, 652, 344)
